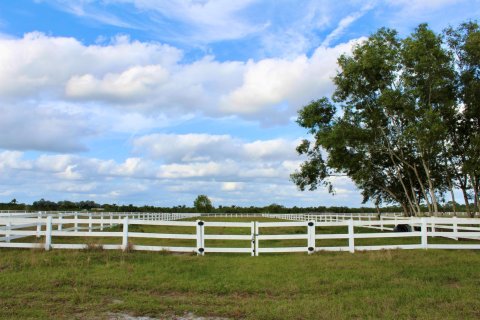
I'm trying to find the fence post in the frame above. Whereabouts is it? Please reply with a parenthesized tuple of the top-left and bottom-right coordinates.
(6, 221, 11, 243)
(58, 212, 63, 231)
(421, 217, 428, 249)
(453, 216, 458, 240)
(348, 219, 355, 253)
(431, 218, 435, 237)
(88, 212, 92, 232)
(36, 211, 41, 238)
(251, 221, 256, 257)
(122, 217, 129, 251)
(45, 216, 52, 251)
(196, 220, 205, 256)
(255, 221, 259, 256)
(380, 215, 384, 231)
(74, 212, 78, 232)
(100, 212, 104, 231)
(307, 221, 315, 254)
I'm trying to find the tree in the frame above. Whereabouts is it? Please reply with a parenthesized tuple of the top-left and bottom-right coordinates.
(444, 21, 480, 216)
(193, 195, 213, 213)
(292, 22, 478, 216)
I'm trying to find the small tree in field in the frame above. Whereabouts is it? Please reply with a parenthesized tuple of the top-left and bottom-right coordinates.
(194, 195, 213, 213)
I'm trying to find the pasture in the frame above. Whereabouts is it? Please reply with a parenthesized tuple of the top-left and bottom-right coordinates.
(1, 214, 480, 319)
(1, 248, 480, 319)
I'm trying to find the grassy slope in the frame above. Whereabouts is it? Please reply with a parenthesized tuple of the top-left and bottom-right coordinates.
(0, 249, 480, 319)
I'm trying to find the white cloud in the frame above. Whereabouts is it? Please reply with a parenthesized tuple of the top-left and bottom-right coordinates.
(321, 4, 374, 47)
(45, 0, 266, 43)
(0, 32, 181, 98)
(221, 182, 244, 191)
(0, 148, 363, 206)
(0, 103, 94, 152)
(0, 33, 359, 129)
(132, 133, 300, 163)
(220, 39, 361, 122)
(66, 65, 170, 102)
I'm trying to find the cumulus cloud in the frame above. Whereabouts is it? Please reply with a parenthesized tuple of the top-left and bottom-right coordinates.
(0, 103, 94, 152)
(0, 145, 362, 206)
(0, 32, 359, 126)
(0, 32, 181, 99)
(221, 182, 244, 191)
(220, 39, 361, 122)
(132, 133, 300, 163)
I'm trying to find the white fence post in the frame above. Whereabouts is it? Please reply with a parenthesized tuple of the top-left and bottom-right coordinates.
(74, 212, 78, 232)
(380, 215, 384, 231)
(36, 211, 41, 238)
(348, 219, 355, 253)
(58, 212, 63, 231)
(307, 221, 315, 254)
(431, 218, 435, 237)
(100, 212, 104, 231)
(421, 217, 428, 249)
(45, 216, 52, 251)
(122, 217, 129, 251)
(255, 221, 259, 256)
(251, 221, 256, 257)
(6, 221, 11, 243)
(196, 220, 205, 256)
(88, 212, 92, 233)
(453, 216, 458, 240)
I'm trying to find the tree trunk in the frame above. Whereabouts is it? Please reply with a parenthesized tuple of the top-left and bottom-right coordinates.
(421, 157, 439, 215)
(448, 181, 457, 216)
(461, 187, 473, 218)
(375, 199, 381, 219)
(470, 173, 479, 217)
(400, 202, 410, 217)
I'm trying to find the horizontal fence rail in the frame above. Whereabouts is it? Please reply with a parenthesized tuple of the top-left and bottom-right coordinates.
(1, 212, 480, 254)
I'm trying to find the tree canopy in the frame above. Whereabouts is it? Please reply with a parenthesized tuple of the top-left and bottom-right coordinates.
(291, 21, 480, 217)
(193, 195, 214, 213)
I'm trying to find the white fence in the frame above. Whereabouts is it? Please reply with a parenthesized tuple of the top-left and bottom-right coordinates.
(1, 213, 480, 255)
(0, 211, 200, 242)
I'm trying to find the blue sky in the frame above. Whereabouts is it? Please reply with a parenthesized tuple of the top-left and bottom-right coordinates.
(0, 0, 479, 207)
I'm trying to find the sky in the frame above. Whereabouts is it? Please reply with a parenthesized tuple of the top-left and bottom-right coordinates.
(0, 0, 479, 207)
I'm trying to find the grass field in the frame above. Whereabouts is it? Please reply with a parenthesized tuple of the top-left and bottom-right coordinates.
(1, 249, 480, 319)
(1, 216, 480, 319)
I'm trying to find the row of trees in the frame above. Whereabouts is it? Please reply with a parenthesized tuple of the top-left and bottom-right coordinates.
(0, 197, 467, 214)
(292, 21, 480, 216)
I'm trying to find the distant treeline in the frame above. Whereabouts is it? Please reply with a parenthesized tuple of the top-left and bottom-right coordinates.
(0, 198, 466, 214)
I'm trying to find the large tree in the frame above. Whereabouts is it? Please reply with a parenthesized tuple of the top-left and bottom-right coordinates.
(292, 22, 479, 216)
(193, 195, 214, 213)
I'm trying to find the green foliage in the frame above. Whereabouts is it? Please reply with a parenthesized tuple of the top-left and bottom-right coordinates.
(193, 194, 214, 213)
(292, 21, 480, 216)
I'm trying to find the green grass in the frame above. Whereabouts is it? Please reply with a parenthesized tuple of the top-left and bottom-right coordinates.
(0, 249, 480, 319)
(2, 216, 480, 319)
